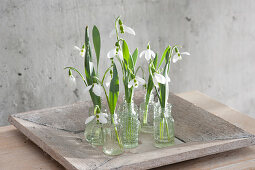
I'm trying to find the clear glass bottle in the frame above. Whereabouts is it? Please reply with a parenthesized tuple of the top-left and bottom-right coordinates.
(154, 103, 175, 148)
(84, 119, 103, 146)
(120, 100, 140, 148)
(103, 114, 123, 156)
(84, 106, 106, 146)
(139, 93, 155, 133)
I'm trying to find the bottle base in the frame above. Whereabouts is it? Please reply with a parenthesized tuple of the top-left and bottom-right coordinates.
(123, 142, 138, 149)
(154, 138, 175, 148)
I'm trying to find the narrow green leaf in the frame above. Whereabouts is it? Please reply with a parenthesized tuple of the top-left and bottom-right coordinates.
(92, 26, 101, 69)
(153, 54, 158, 68)
(128, 54, 134, 72)
(85, 26, 92, 60)
(109, 63, 119, 114)
(122, 40, 130, 66)
(132, 48, 138, 66)
(159, 46, 170, 68)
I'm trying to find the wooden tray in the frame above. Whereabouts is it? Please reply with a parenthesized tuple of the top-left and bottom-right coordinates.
(8, 92, 255, 170)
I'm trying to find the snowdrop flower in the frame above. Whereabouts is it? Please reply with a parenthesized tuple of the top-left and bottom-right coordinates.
(89, 61, 94, 74)
(69, 75, 76, 84)
(93, 84, 103, 96)
(152, 73, 169, 88)
(109, 19, 135, 37)
(107, 48, 123, 60)
(128, 76, 146, 88)
(74, 45, 85, 58)
(83, 84, 103, 97)
(139, 43, 155, 61)
(122, 24, 135, 35)
(173, 52, 190, 63)
(85, 112, 108, 124)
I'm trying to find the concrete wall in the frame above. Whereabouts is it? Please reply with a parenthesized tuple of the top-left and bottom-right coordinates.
(0, 0, 255, 126)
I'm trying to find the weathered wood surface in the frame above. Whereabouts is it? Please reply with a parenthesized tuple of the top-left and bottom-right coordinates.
(8, 92, 255, 170)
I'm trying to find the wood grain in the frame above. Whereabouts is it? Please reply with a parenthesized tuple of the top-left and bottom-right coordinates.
(8, 91, 255, 170)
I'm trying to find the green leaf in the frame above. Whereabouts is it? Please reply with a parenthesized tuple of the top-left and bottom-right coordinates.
(109, 63, 119, 114)
(159, 46, 170, 68)
(153, 54, 158, 68)
(92, 26, 101, 70)
(85, 26, 92, 60)
(122, 40, 130, 67)
(132, 48, 138, 66)
(128, 54, 134, 73)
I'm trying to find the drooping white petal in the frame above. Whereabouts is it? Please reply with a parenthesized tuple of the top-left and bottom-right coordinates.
(172, 54, 179, 63)
(149, 49, 156, 59)
(98, 113, 108, 124)
(69, 75, 76, 83)
(74, 46, 81, 51)
(105, 75, 111, 87)
(107, 49, 116, 58)
(93, 84, 102, 96)
(154, 73, 166, 84)
(109, 29, 116, 38)
(139, 50, 146, 58)
(123, 25, 135, 35)
(152, 75, 159, 88)
(136, 76, 146, 86)
(100, 112, 109, 118)
(166, 75, 171, 83)
(85, 115, 95, 124)
(144, 50, 151, 61)
(181, 52, 190, 55)
(128, 79, 135, 88)
(89, 61, 94, 73)
(83, 85, 92, 93)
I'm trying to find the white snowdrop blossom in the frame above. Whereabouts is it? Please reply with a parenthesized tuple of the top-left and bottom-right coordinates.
(83, 84, 102, 96)
(139, 49, 155, 61)
(74, 45, 85, 58)
(107, 48, 123, 60)
(93, 84, 103, 96)
(109, 24, 135, 37)
(128, 76, 146, 88)
(85, 112, 108, 124)
(69, 75, 76, 84)
(173, 52, 190, 63)
(89, 61, 94, 73)
(152, 73, 167, 88)
(122, 25, 135, 35)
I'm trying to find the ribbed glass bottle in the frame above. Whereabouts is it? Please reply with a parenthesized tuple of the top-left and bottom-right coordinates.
(154, 103, 175, 148)
(120, 100, 140, 148)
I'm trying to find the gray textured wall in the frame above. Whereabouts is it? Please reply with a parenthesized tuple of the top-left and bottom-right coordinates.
(0, 0, 255, 126)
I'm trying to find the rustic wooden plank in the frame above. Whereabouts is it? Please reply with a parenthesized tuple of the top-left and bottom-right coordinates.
(169, 93, 254, 142)
(8, 92, 255, 170)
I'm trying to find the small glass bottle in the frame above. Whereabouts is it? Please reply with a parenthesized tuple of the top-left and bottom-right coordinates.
(139, 93, 155, 133)
(84, 119, 103, 146)
(154, 103, 175, 148)
(84, 106, 105, 146)
(103, 114, 123, 155)
(120, 100, 140, 148)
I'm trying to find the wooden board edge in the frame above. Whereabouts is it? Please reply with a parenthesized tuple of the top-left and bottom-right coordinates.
(107, 137, 255, 169)
(8, 115, 78, 170)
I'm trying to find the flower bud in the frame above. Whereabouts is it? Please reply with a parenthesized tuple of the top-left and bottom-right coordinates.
(68, 69, 72, 76)
(118, 19, 123, 26)
(115, 41, 120, 47)
(120, 25, 124, 33)
(175, 47, 179, 53)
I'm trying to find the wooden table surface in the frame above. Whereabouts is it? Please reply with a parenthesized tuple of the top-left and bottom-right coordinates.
(1, 91, 255, 170)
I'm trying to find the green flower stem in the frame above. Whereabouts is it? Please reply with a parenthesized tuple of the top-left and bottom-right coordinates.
(64, 67, 88, 86)
(111, 114, 123, 148)
(160, 108, 171, 141)
(143, 92, 151, 124)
